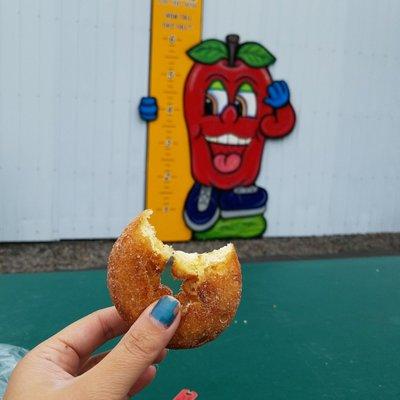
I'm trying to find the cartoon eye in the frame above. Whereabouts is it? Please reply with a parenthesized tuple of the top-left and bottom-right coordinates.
(204, 80, 228, 116)
(234, 96, 247, 117)
(204, 94, 217, 115)
(235, 83, 257, 117)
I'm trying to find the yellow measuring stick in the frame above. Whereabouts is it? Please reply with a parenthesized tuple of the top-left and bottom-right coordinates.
(146, 0, 203, 241)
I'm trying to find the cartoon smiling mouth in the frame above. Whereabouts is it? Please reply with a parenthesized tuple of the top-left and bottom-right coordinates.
(205, 133, 252, 173)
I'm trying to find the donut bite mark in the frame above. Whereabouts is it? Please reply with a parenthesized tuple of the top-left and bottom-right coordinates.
(107, 209, 242, 349)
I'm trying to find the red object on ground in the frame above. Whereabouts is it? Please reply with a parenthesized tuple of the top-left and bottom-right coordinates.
(173, 388, 199, 399)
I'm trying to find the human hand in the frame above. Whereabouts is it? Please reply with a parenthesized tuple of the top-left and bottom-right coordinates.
(4, 296, 180, 400)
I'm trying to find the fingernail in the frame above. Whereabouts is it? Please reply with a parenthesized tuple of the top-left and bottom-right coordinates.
(150, 296, 179, 327)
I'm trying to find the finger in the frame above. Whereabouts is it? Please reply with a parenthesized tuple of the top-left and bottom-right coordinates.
(277, 82, 285, 95)
(58, 307, 129, 356)
(69, 366, 157, 400)
(139, 105, 157, 114)
(140, 97, 157, 105)
(79, 347, 167, 376)
(268, 84, 278, 99)
(128, 365, 157, 397)
(141, 113, 157, 122)
(279, 82, 287, 97)
(154, 348, 168, 365)
(78, 351, 110, 374)
(39, 307, 129, 374)
(274, 81, 284, 96)
(265, 95, 277, 107)
(279, 80, 288, 90)
(80, 296, 180, 398)
(279, 80, 290, 95)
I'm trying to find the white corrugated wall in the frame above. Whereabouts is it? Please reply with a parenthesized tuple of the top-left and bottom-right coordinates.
(0, 0, 399, 241)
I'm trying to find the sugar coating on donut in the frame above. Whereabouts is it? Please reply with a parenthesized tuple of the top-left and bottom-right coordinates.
(107, 209, 242, 349)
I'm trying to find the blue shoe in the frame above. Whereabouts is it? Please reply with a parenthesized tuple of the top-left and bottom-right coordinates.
(184, 183, 220, 232)
(219, 186, 268, 218)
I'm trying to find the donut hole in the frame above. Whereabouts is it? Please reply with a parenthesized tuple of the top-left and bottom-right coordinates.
(140, 209, 236, 300)
(161, 256, 182, 294)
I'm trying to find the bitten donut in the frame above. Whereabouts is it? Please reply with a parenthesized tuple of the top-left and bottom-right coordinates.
(107, 209, 242, 349)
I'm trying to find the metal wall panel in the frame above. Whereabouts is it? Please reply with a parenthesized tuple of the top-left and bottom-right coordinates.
(0, 0, 399, 241)
(204, 0, 400, 236)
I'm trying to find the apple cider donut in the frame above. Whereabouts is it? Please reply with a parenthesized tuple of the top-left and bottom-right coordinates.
(107, 209, 242, 349)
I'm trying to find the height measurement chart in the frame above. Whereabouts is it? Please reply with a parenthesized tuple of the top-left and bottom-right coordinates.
(146, 0, 203, 241)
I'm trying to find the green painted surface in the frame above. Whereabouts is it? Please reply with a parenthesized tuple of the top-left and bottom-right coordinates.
(194, 214, 266, 240)
(209, 79, 225, 90)
(1, 256, 400, 399)
(238, 82, 255, 93)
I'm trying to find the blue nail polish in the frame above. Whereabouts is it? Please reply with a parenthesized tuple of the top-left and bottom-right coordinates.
(150, 296, 179, 327)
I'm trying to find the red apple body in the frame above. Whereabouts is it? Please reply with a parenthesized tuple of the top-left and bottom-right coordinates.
(184, 59, 295, 190)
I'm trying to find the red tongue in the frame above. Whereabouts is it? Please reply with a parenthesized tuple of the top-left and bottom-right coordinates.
(213, 153, 241, 173)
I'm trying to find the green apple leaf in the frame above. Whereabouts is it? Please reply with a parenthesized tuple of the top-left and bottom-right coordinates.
(237, 42, 276, 67)
(187, 39, 228, 64)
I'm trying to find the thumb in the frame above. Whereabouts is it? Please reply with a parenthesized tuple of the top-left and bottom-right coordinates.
(77, 296, 180, 399)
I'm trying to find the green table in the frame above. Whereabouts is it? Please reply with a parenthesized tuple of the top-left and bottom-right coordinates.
(1, 256, 400, 399)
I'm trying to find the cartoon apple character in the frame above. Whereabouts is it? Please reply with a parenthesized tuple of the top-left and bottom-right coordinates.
(139, 34, 296, 236)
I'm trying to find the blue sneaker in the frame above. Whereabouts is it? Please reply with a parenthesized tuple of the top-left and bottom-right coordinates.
(184, 183, 220, 232)
(219, 185, 268, 218)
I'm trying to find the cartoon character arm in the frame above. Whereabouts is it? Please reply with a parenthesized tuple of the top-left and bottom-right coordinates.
(138, 96, 158, 122)
(260, 81, 296, 138)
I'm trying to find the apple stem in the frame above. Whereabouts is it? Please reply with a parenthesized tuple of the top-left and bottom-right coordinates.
(226, 34, 239, 67)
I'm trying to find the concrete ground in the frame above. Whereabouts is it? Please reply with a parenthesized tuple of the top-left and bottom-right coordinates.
(1, 233, 400, 273)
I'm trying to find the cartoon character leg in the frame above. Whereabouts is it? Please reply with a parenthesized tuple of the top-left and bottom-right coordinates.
(193, 214, 267, 240)
(219, 185, 268, 218)
(190, 185, 268, 240)
(184, 182, 220, 232)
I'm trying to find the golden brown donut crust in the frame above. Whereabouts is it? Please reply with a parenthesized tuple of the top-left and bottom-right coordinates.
(107, 210, 242, 349)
